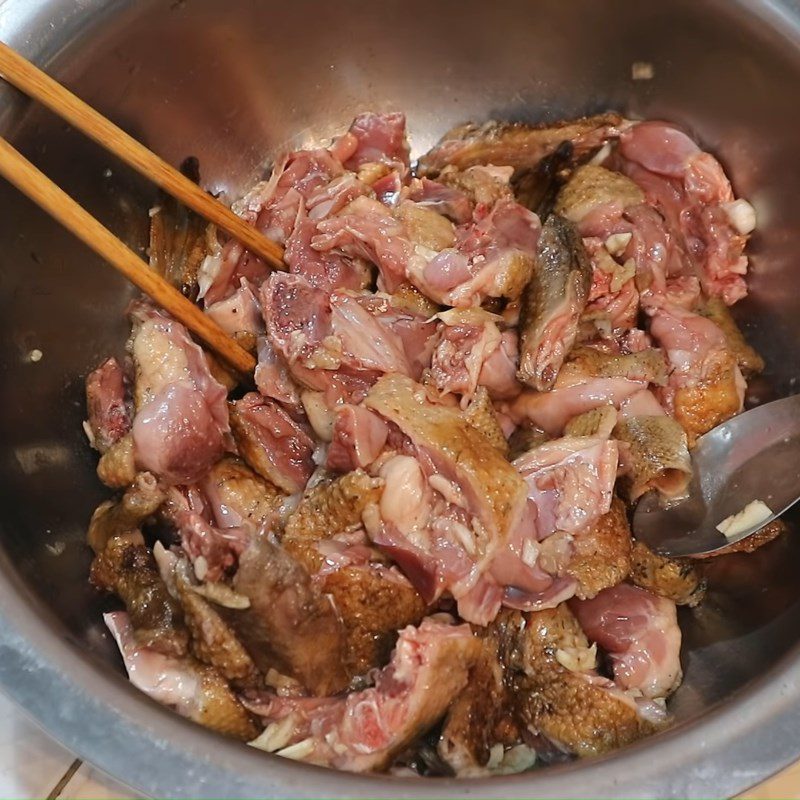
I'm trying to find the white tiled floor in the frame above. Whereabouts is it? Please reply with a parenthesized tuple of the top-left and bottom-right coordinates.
(0, 691, 135, 799)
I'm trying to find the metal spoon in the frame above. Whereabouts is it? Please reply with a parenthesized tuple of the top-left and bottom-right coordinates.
(633, 393, 800, 558)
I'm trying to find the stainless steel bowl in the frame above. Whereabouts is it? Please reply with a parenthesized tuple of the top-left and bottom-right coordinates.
(2, 1, 800, 796)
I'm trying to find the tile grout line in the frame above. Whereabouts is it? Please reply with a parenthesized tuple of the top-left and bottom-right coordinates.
(45, 758, 82, 800)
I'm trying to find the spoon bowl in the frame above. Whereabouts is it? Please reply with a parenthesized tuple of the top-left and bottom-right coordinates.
(633, 394, 800, 558)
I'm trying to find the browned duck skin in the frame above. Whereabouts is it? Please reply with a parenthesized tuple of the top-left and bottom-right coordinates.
(147, 157, 208, 301)
(517, 215, 592, 391)
(91, 532, 189, 657)
(282, 470, 425, 678)
(699, 297, 764, 377)
(438, 634, 520, 775)
(630, 540, 706, 607)
(417, 113, 625, 176)
(497, 605, 658, 757)
(176, 577, 261, 687)
(96, 433, 137, 489)
(566, 496, 632, 600)
(225, 534, 349, 695)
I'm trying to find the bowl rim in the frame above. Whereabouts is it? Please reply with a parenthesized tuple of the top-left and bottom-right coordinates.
(3, 0, 800, 796)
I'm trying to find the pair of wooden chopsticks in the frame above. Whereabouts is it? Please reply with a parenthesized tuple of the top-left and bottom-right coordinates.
(0, 41, 287, 375)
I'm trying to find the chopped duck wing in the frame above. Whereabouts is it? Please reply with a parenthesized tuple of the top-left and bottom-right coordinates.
(85, 357, 131, 454)
(571, 583, 683, 699)
(105, 611, 258, 740)
(246, 618, 479, 772)
(230, 393, 315, 494)
(517, 215, 592, 390)
(417, 113, 625, 175)
(496, 606, 658, 757)
(227, 534, 349, 695)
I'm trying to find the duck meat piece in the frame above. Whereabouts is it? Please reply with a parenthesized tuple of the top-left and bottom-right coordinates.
(87, 471, 165, 553)
(517, 214, 592, 391)
(407, 176, 473, 224)
(571, 583, 683, 699)
(229, 393, 315, 494)
(326, 405, 389, 472)
(283, 470, 383, 553)
(565, 496, 632, 600)
(437, 164, 515, 209)
(555, 163, 645, 230)
(284, 213, 373, 292)
(226, 534, 349, 695)
(648, 303, 744, 445)
(417, 113, 625, 176)
(614, 390, 692, 502)
(204, 278, 264, 338)
(366, 374, 527, 543)
(322, 563, 427, 677)
(282, 472, 425, 677)
(429, 309, 520, 402)
(85, 357, 132, 454)
(698, 296, 764, 376)
(129, 310, 229, 485)
(246, 617, 479, 772)
(365, 375, 528, 623)
(338, 112, 411, 177)
(91, 532, 189, 657)
(172, 509, 249, 583)
(253, 335, 302, 411)
(497, 605, 659, 757)
(437, 198, 540, 307)
(513, 435, 618, 538)
(616, 121, 754, 306)
(312, 196, 415, 293)
(105, 611, 258, 740)
(200, 456, 284, 532)
(629, 540, 706, 607)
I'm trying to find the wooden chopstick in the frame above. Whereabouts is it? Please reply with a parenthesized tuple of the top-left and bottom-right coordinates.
(0, 41, 286, 271)
(0, 135, 257, 375)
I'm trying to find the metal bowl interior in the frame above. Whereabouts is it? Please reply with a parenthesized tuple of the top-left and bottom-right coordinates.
(1, 0, 800, 796)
